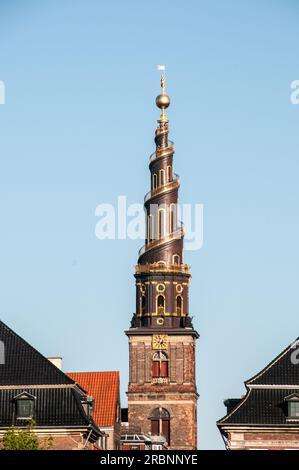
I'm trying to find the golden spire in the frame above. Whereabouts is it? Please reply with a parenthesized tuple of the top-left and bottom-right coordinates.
(156, 65, 170, 123)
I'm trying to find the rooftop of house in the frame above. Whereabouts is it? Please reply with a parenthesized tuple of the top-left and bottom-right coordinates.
(67, 371, 120, 428)
(0, 320, 100, 435)
(218, 337, 299, 428)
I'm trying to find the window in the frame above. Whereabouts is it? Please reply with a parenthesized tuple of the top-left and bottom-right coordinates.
(176, 284, 183, 293)
(158, 208, 166, 239)
(140, 295, 146, 315)
(284, 394, 299, 420)
(157, 283, 165, 293)
(17, 400, 34, 419)
(167, 165, 172, 182)
(150, 408, 170, 445)
(157, 295, 165, 315)
(169, 204, 177, 233)
(157, 260, 166, 266)
(169, 211, 173, 235)
(13, 393, 35, 420)
(159, 169, 165, 186)
(140, 283, 146, 294)
(289, 402, 299, 418)
(147, 214, 153, 242)
(176, 296, 183, 315)
(153, 173, 157, 190)
(172, 254, 180, 265)
(152, 352, 168, 378)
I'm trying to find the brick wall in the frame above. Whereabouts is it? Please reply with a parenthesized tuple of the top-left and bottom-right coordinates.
(127, 334, 198, 450)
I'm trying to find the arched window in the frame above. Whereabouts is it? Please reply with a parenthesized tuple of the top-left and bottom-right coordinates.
(152, 351, 168, 379)
(167, 165, 172, 182)
(158, 208, 166, 239)
(169, 204, 177, 233)
(172, 254, 180, 265)
(157, 295, 165, 315)
(159, 169, 165, 186)
(150, 408, 170, 445)
(140, 295, 146, 315)
(157, 260, 166, 266)
(153, 173, 157, 190)
(169, 211, 173, 235)
(176, 295, 183, 315)
(147, 214, 153, 243)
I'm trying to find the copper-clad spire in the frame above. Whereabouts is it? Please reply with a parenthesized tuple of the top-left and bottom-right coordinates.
(137, 66, 184, 268)
(126, 73, 198, 452)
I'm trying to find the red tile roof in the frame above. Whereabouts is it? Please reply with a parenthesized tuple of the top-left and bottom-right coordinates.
(67, 371, 119, 428)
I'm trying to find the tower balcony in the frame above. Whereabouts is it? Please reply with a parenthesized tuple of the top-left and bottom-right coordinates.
(149, 140, 174, 164)
(138, 226, 185, 259)
(135, 261, 190, 275)
(144, 173, 180, 203)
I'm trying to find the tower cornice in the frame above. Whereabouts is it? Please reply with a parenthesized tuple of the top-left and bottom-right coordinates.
(125, 328, 199, 339)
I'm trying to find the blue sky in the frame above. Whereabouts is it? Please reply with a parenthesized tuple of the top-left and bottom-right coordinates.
(0, 0, 299, 449)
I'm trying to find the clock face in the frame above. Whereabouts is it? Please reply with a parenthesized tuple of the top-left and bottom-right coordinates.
(152, 334, 168, 350)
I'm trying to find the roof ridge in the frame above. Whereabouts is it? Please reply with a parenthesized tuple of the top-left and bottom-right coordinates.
(67, 371, 119, 374)
(0, 384, 76, 389)
(246, 337, 299, 386)
(248, 384, 299, 389)
(0, 319, 74, 385)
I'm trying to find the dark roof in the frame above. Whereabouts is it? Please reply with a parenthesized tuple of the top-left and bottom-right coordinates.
(0, 321, 102, 436)
(0, 387, 91, 427)
(0, 320, 74, 385)
(219, 388, 299, 425)
(246, 338, 299, 386)
(218, 338, 299, 427)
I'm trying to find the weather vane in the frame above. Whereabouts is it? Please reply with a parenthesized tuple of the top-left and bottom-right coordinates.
(157, 64, 166, 93)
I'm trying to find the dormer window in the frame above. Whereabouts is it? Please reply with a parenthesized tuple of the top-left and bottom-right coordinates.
(289, 401, 299, 419)
(13, 392, 36, 420)
(284, 394, 299, 420)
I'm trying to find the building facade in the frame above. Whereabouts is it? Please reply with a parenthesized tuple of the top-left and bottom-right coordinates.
(126, 75, 199, 450)
(218, 338, 299, 449)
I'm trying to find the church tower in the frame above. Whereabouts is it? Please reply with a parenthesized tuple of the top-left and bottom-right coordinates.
(126, 72, 199, 450)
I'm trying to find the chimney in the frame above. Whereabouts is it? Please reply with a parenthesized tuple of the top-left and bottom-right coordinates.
(48, 356, 63, 370)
